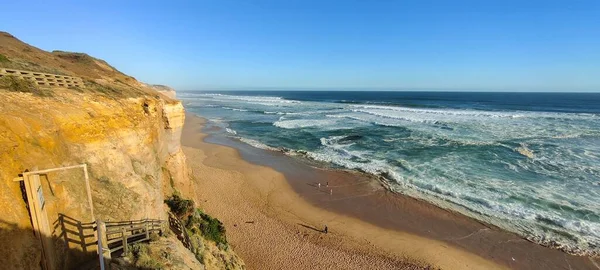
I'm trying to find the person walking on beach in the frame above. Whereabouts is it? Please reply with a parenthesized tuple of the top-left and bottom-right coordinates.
(323, 225, 328, 234)
(318, 182, 321, 188)
(326, 181, 329, 187)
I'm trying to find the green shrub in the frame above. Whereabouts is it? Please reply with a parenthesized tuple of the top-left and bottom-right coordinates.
(187, 209, 227, 245)
(0, 75, 52, 96)
(164, 194, 195, 219)
(0, 54, 9, 63)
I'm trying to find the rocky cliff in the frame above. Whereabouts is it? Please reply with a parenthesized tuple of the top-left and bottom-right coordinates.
(0, 32, 240, 269)
(149, 84, 178, 100)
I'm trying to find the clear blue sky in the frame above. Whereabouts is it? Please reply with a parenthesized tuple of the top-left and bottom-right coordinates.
(2, 0, 599, 91)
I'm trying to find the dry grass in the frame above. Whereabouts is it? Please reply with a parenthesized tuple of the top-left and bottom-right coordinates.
(0, 75, 53, 96)
(0, 31, 160, 99)
(126, 243, 164, 270)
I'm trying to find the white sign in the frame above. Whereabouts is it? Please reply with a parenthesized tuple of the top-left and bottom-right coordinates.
(37, 186, 45, 210)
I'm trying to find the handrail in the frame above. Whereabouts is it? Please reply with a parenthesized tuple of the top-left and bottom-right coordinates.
(105, 218, 163, 225)
(168, 212, 192, 250)
(95, 218, 166, 270)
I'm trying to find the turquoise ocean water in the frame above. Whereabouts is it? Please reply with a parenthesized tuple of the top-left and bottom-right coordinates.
(181, 91, 600, 256)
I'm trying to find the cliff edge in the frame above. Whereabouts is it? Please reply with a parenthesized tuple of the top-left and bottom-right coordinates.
(0, 32, 242, 269)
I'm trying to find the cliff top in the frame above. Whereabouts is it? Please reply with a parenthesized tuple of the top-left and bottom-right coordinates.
(0, 31, 175, 100)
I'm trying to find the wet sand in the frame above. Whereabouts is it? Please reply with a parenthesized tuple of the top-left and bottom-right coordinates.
(182, 113, 599, 270)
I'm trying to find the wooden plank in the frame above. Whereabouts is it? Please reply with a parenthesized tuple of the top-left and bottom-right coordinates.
(82, 165, 94, 222)
(106, 238, 124, 246)
(122, 227, 127, 254)
(96, 220, 110, 270)
(106, 226, 145, 235)
(129, 231, 148, 239)
(105, 218, 163, 225)
(145, 223, 149, 240)
(110, 245, 124, 253)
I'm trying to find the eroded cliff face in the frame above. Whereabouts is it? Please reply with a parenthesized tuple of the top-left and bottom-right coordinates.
(0, 31, 243, 270)
(0, 89, 192, 269)
(163, 102, 196, 199)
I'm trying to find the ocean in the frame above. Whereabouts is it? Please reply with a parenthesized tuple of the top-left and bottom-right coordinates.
(180, 91, 600, 256)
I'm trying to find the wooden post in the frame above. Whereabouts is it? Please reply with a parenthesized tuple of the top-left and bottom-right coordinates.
(82, 164, 94, 222)
(122, 227, 128, 254)
(145, 222, 150, 240)
(77, 220, 87, 253)
(96, 220, 110, 270)
(23, 168, 56, 270)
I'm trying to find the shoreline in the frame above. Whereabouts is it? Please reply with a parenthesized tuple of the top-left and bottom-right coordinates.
(183, 112, 599, 269)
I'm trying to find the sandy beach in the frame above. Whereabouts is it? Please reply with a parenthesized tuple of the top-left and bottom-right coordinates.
(182, 113, 599, 270)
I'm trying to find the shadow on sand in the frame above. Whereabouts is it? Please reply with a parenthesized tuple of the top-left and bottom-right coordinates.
(298, 223, 325, 233)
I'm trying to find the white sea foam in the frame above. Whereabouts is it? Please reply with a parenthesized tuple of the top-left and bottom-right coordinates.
(238, 137, 279, 152)
(225, 128, 237, 135)
(198, 93, 302, 105)
(263, 111, 286, 115)
(347, 104, 574, 119)
(273, 119, 338, 129)
(221, 106, 249, 112)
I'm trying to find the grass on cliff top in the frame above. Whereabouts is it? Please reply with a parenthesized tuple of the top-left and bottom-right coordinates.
(52, 50, 95, 65)
(0, 75, 53, 97)
(83, 80, 149, 98)
(0, 55, 68, 75)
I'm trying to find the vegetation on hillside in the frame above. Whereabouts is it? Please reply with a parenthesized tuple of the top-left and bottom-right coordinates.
(52, 51, 95, 65)
(165, 193, 195, 219)
(83, 80, 143, 97)
(0, 75, 53, 96)
(0, 31, 158, 98)
(188, 209, 228, 246)
(165, 194, 227, 245)
(126, 243, 165, 270)
(165, 194, 229, 264)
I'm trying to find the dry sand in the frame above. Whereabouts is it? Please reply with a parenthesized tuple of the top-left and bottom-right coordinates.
(182, 113, 599, 270)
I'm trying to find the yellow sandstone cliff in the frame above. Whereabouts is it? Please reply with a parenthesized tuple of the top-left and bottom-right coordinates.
(0, 32, 242, 269)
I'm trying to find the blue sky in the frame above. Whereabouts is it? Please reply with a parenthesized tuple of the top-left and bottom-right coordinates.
(1, 0, 599, 91)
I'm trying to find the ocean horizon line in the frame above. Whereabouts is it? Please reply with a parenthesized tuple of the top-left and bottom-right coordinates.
(179, 89, 600, 93)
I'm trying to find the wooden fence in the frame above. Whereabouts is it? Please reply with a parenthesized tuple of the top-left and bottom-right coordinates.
(96, 219, 165, 269)
(0, 68, 84, 88)
(168, 212, 192, 249)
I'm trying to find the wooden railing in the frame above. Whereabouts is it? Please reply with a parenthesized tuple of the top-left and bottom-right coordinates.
(168, 212, 192, 249)
(96, 219, 165, 270)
